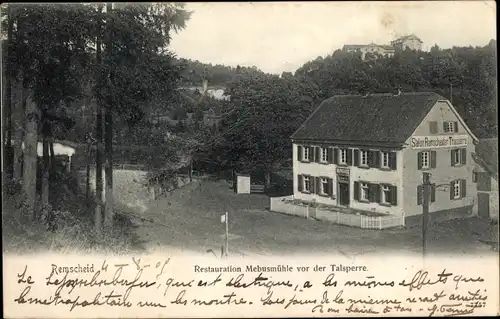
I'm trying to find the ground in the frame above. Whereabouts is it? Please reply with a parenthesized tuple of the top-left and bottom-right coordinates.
(118, 178, 498, 258)
(3, 175, 497, 257)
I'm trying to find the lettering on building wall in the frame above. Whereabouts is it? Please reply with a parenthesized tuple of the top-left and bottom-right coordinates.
(336, 167, 350, 175)
(410, 135, 468, 149)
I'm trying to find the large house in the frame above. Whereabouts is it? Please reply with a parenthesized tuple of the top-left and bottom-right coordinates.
(342, 43, 395, 59)
(343, 34, 423, 60)
(390, 34, 423, 52)
(290, 91, 478, 226)
(472, 138, 499, 221)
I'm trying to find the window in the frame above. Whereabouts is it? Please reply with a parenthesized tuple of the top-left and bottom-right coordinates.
(444, 121, 457, 133)
(303, 176, 311, 192)
(321, 147, 328, 163)
(360, 150, 368, 166)
(453, 149, 460, 165)
(361, 183, 369, 201)
(381, 151, 390, 168)
(339, 149, 347, 165)
(303, 147, 310, 161)
(421, 151, 430, 169)
(444, 122, 453, 133)
(321, 178, 329, 195)
(451, 148, 465, 166)
(453, 180, 460, 199)
(381, 185, 391, 204)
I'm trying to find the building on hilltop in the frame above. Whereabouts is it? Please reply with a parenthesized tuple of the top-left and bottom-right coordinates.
(289, 91, 479, 227)
(343, 34, 423, 60)
(390, 34, 423, 52)
(342, 43, 395, 60)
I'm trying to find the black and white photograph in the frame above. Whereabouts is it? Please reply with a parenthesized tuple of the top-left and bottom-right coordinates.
(2, 1, 498, 317)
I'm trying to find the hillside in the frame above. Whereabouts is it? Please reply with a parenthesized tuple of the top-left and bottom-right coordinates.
(175, 58, 268, 87)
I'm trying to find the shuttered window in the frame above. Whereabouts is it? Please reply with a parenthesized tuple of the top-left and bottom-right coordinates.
(320, 147, 328, 163)
(451, 149, 466, 166)
(303, 175, 311, 192)
(450, 179, 466, 200)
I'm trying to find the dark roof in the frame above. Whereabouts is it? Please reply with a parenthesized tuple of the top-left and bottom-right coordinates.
(343, 44, 395, 51)
(475, 138, 498, 177)
(343, 45, 365, 50)
(380, 45, 395, 50)
(391, 34, 423, 44)
(291, 92, 445, 145)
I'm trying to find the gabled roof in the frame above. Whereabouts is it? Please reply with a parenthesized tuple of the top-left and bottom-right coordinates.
(291, 92, 447, 145)
(474, 138, 498, 177)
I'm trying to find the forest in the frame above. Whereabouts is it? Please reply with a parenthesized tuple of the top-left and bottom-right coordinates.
(205, 41, 497, 185)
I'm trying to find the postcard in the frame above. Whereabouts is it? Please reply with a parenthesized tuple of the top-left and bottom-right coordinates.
(2, 1, 498, 318)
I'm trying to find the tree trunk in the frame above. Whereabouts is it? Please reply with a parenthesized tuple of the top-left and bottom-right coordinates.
(104, 108, 113, 228)
(95, 109, 104, 233)
(104, 2, 114, 229)
(86, 140, 91, 204)
(22, 95, 39, 221)
(3, 5, 14, 181)
(13, 80, 27, 181)
(41, 132, 50, 210)
(94, 5, 104, 234)
(49, 137, 55, 171)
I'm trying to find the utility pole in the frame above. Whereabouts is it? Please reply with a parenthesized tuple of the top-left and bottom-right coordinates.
(422, 172, 431, 259)
(221, 212, 229, 258)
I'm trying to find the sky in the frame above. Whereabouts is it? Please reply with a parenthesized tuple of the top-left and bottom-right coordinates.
(169, 1, 497, 74)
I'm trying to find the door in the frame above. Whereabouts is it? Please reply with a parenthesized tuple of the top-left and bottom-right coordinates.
(478, 192, 490, 218)
(338, 182, 350, 206)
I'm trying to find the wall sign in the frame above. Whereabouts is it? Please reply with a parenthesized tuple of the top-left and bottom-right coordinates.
(336, 167, 350, 175)
(410, 135, 468, 150)
(338, 175, 349, 182)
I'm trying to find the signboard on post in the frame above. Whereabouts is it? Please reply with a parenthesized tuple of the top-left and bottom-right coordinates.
(221, 212, 228, 258)
(410, 135, 468, 149)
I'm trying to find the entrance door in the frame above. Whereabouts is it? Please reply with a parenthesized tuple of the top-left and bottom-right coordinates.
(478, 192, 490, 218)
(338, 182, 350, 206)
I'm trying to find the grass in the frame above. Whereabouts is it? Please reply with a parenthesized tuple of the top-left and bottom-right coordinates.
(2, 170, 145, 255)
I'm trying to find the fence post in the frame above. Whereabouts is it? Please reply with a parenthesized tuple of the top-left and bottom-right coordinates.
(379, 217, 382, 230)
(337, 211, 340, 224)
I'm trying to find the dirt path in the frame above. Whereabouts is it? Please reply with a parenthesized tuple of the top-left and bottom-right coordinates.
(125, 179, 496, 258)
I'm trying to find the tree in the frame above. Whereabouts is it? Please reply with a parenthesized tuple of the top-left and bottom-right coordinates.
(219, 73, 314, 187)
(3, 4, 98, 220)
(96, 2, 191, 228)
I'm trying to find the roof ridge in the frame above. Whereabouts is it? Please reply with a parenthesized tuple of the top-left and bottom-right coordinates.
(327, 91, 440, 98)
(291, 91, 444, 144)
